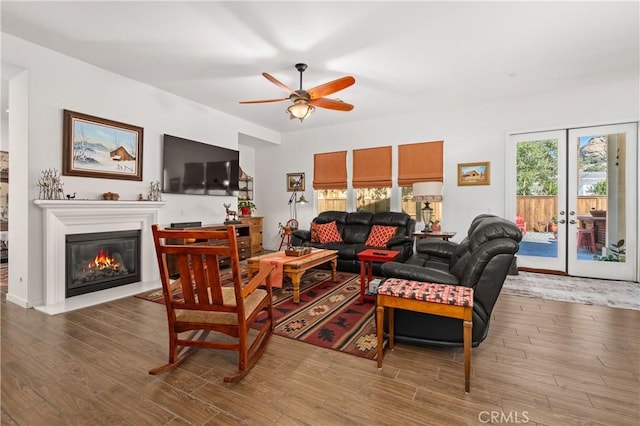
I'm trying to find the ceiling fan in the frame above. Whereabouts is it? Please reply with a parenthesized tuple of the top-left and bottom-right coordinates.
(239, 63, 355, 122)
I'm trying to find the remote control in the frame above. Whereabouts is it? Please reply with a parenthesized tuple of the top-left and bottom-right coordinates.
(373, 252, 388, 256)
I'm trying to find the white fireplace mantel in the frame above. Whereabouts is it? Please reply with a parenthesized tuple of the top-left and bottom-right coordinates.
(34, 200, 165, 314)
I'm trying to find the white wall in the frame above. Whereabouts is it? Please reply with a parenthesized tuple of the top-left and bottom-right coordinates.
(2, 31, 638, 307)
(256, 79, 639, 250)
(1, 33, 279, 307)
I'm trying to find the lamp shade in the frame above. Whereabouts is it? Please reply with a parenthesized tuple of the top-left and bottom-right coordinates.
(287, 100, 315, 121)
(412, 181, 443, 201)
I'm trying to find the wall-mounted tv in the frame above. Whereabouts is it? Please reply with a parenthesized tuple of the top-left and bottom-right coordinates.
(162, 134, 240, 196)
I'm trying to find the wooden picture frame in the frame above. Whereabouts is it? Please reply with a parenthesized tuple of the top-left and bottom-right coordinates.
(63, 109, 143, 181)
(458, 161, 490, 186)
(287, 172, 305, 192)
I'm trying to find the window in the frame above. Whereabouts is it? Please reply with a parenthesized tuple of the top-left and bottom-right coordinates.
(317, 189, 347, 214)
(352, 146, 392, 212)
(355, 188, 391, 212)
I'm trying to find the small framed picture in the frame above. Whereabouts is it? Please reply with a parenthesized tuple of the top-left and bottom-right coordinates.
(458, 161, 490, 186)
(63, 109, 144, 181)
(287, 172, 305, 192)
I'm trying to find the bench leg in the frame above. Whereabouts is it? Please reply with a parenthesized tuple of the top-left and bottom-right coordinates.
(463, 319, 472, 393)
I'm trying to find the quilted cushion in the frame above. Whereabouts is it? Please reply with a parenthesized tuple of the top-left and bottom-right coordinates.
(316, 221, 343, 244)
(310, 222, 320, 243)
(365, 225, 397, 247)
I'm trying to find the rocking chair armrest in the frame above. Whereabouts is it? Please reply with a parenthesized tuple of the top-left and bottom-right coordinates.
(241, 265, 274, 297)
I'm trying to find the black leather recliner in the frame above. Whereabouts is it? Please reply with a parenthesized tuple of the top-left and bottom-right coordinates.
(380, 215, 522, 347)
(291, 211, 415, 274)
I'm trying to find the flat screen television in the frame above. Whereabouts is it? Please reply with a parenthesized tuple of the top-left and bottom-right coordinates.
(162, 134, 240, 196)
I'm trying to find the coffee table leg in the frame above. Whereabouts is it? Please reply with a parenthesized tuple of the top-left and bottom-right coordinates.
(246, 265, 256, 280)
(291, 272, 302, 304)
(330, 257, 337, 282)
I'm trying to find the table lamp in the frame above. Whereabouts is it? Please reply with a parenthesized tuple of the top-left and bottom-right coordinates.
(412, 182, 443, 232)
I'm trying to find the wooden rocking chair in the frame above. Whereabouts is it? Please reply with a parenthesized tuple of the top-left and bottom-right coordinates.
(150, 224, 274, 382)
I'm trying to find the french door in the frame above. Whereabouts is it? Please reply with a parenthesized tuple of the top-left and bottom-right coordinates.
(508, 123, 637, 281)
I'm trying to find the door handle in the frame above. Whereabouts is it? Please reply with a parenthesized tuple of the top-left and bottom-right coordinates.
(559, 219, 567, 224)
(568, 219, 575, 224)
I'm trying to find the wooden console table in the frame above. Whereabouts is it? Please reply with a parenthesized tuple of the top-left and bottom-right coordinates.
(165, 223, 251, 276)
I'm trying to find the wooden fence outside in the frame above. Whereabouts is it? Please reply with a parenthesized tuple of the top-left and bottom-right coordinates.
(517, 196, 607, 232)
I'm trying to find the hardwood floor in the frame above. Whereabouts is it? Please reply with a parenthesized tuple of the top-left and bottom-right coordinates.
(1, 289, 638, 425)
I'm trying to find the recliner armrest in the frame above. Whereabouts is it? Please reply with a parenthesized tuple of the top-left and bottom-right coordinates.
(416, 239, 458, 258)
(380, 262, 460, 285)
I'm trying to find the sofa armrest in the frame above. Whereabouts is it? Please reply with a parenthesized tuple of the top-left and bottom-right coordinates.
(380, 262, 460, 285)
(386, 235, 412, 248)
(291, 229, 311, 246)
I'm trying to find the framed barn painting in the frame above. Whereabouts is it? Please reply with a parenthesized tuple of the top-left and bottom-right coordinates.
(63, 110, 144, 181)
(457, 161, 490, 186)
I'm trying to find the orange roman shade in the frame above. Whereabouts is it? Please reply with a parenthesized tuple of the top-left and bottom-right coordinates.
(352, 146, 392, 188)
(397, 141, 444, 186)
(313, 151, 347, 189)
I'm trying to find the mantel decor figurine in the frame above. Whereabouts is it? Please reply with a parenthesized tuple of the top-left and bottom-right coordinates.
(223, 203, 241, 224)
(37, 168, 65, 200)
(148, 180, 162, 201)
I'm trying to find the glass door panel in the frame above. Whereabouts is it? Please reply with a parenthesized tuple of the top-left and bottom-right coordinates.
(567, 123, 637, 281)
(509, 130, 567, 272)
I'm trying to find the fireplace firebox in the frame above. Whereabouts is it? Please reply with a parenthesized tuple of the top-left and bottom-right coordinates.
(66, 230, 141, 298)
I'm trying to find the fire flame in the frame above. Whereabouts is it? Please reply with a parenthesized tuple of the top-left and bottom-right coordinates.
(89, 248, 120, 271)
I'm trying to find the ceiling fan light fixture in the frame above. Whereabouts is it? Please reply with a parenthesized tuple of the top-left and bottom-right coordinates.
(287, 99, 315, 122)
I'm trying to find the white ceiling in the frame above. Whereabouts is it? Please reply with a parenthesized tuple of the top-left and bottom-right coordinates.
(1, 1, 638, 134)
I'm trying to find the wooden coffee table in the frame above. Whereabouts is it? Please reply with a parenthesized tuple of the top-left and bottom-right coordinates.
(246, 249, 338, 304)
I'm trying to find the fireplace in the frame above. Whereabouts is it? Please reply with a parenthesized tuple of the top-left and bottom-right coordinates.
(33, 199, 164, 315)
(66, 230, 141, 297)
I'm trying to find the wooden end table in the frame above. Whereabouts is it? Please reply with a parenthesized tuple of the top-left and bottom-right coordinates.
(413, 231, 456, 241)
(356, 249, 400, 304)
(246, 249, 338, 304)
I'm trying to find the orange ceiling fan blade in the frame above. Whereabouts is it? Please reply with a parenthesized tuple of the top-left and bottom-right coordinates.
(239, 97, 289, 104)
(309, 97, 354, 111)
(262, 72, 295, 95)
(307, 76, 355, 99)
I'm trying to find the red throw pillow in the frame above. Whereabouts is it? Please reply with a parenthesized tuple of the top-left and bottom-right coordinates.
(365, 225, 398, 247)
(315, 221, 343, 244)
(310, 222, 320, 243)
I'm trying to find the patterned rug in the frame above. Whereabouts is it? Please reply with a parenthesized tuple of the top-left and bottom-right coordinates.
(136, 268, 381, 360)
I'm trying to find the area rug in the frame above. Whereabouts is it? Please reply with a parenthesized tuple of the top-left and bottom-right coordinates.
(136, 268, 381, 360)
(502, 271, 640, 311)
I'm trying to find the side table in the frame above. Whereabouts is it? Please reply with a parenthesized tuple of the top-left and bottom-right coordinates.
(413, 231, 456, 241)
(357, 249, 400, 304)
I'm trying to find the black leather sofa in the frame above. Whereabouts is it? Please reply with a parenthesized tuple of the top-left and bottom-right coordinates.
(291, 211, 415, 274)
(380, 214, 522, 347)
